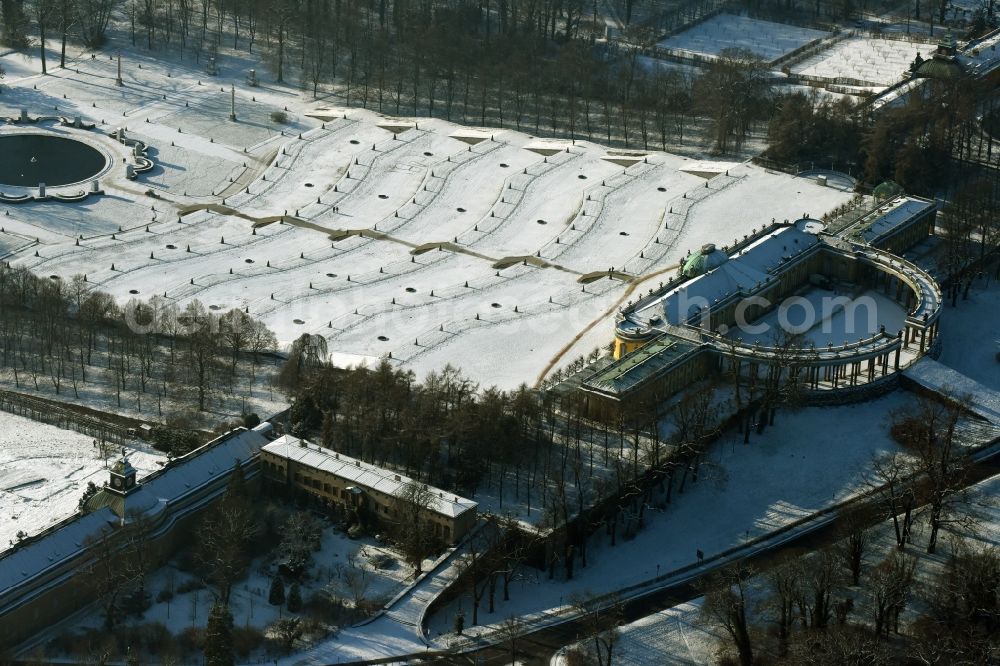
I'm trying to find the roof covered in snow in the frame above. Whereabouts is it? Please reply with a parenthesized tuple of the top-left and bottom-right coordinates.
(870, 77, 928, 112)
(0, 508, 118, 596)
(904, 357, 1000, 425)
(957, 29, 1000, 76)
(633, 225, 821, 327)
(137, 423, 272, 510)
(842, 196, 936, 246)
(262, 436, 477, 519)
(583, 334, 704, 395)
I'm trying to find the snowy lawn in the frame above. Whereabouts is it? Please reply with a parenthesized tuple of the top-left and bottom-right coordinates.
(0, 412, 164, 548)
(556, 599, 718, 666)
(2, 33, 853, 391)
(790, 36, 926, 87)
(936, 273, 1000, 394)
(658, 14, 828, 61)
(4, 92, 852, 391)
(50, 513, 421, 662)
(560, 469, 1000, 666)
(724, 287, 909, 347)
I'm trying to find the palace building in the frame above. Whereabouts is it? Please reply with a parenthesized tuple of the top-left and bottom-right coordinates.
(260, 435, 478, 545)
(578, 194, 941, 418)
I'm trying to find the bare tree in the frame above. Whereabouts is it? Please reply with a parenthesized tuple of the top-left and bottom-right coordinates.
(392, 480, 438, 575)
(180, 300, 221, 412)
(784, 625, 891, 665)
(701, 562, 755, 666)
(219, 308, 255, 387)
(669, 382, 721, 496)
(834, 508, 870, 586)
(55, 0, 75, 67)
(268, 617, 303, 652)
(764, 557, 800, 656)
(76, 0, 119, 47)
(798, 548, 843, 630)
(458, 518, 503, 627)
(1, 0, 29, 46)
(196, 464, 257, 603)
(84, 525, 137, 630)
(694, 48, 774, 154)
(571, 591, 624, 666)
(869, 549, 917, 637)
(343, 554, 371, 613)
(277, 511, 322, 579)
(868, 452, 916, 550)
(912, 537, 1000, 662)
(277, 332, 328, 391)
(497, 616, 527, 664)
(30, 0, 58, 73)
(246, 318, 277, 392)
(891, 394, 972, 553)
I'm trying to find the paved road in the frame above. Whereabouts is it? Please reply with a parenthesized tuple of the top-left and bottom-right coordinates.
(422, 450, 1000, 666)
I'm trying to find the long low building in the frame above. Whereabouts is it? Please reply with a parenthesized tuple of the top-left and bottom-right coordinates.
(260, 436, 477, 545)
(0, 423, 274, 650)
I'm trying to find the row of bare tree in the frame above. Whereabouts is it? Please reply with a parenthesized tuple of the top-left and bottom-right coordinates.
(703, 527, 997, 665)
(0, 263, 277, 423)
(4, 0, 784, 154)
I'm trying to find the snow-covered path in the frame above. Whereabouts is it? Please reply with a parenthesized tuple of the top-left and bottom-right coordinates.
(905, 357, 1000, 424)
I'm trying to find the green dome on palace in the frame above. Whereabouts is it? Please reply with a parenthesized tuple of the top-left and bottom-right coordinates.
(873, 181, 902, 202)
(682, 243, 729, 277)
(916, 57, 963, 80)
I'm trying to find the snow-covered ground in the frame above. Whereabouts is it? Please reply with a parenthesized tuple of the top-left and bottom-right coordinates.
(558, 599, 717, 666)
(658, 14, 828, 61)
(0, 412, 164, 548)
(559, 471, 1000, 666)
(424, 391, 909, 640)
(0, 355, 288, 432)
(935, 274, 1000, 394)
(725, 287, 908, 347)
(790, 36, 926, 86)
(51, 518, 419, 662)
(945, 0, 987, 22)
(0, 39, 854, 390)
